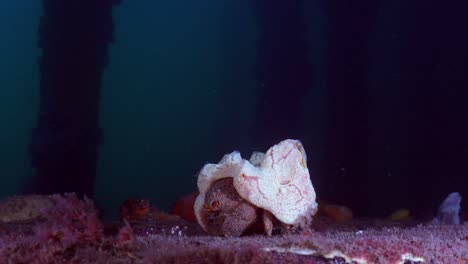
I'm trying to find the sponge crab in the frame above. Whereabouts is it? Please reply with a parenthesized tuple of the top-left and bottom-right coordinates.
(194, 139, 317, 236)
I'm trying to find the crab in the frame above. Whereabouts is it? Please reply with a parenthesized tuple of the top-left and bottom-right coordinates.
(194, 139, 317, 236)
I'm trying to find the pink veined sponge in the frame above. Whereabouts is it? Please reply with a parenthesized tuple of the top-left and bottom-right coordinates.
(194, 139, 317, 236)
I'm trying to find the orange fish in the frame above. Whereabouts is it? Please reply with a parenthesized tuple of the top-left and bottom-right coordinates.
(322, 204, 353, 223)
(171, 192, 198, 222)
(317, 199, 353, 223)
(119, 198, 150, 222)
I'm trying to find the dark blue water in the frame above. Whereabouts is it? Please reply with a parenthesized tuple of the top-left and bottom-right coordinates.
(0, 0, 467, 219)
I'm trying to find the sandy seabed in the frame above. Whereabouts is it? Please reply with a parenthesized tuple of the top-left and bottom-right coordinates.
(0, 194, 466, 264)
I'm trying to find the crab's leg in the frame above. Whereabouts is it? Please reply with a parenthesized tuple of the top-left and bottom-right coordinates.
(262, 210, 274, 236)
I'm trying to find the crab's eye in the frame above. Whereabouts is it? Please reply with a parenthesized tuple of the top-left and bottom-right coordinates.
(211, 201, 220, 207)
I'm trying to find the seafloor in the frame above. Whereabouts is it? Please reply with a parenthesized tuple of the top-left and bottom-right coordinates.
(0, 194, 466, 264)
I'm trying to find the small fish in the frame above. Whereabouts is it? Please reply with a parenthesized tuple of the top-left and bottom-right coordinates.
(322, 204, 353, 223)
(388, 209, 412, 221)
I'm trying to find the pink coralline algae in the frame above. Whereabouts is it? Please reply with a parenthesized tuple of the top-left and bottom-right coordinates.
(0, 193, 466, 263)
(0, 194, 54, 223)
(0, 193, 105, 263)
(116, 220, 136, 248)
(34, 193, 103, 245)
